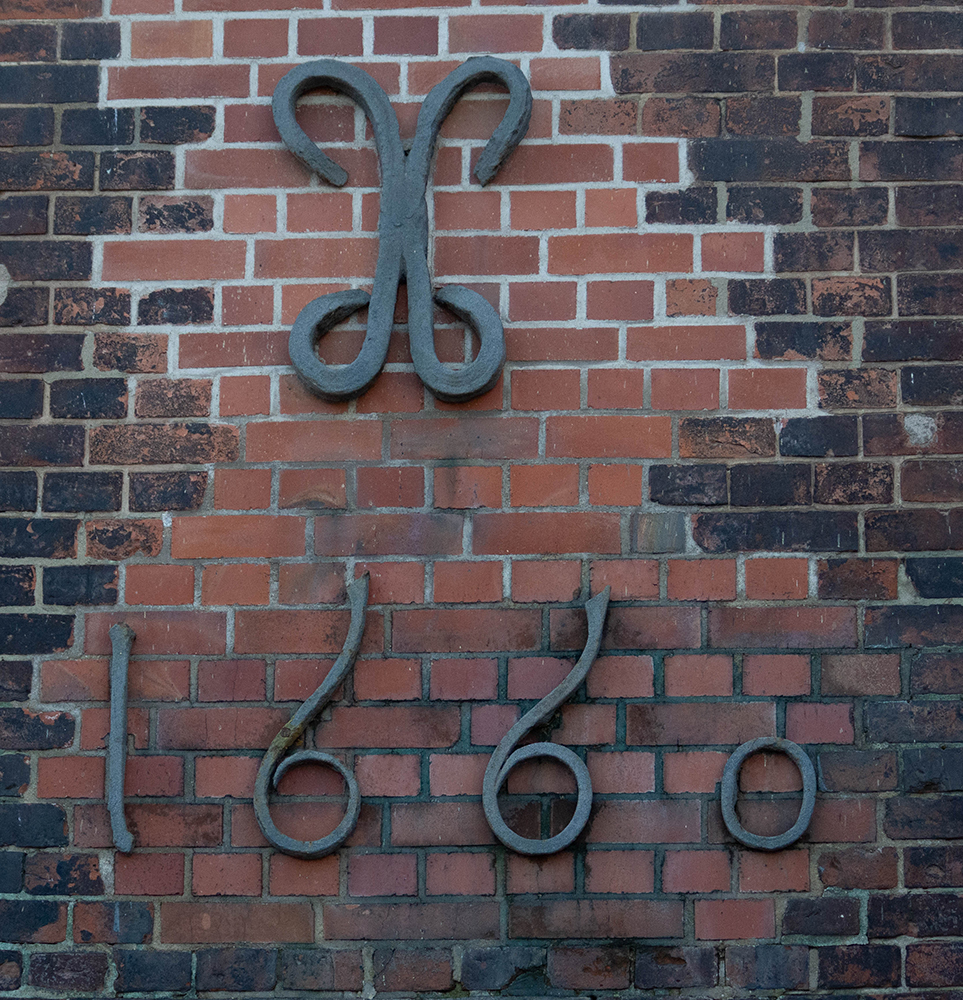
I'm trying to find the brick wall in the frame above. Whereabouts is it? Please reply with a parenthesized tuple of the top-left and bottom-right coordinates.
(2, 0, 963, 995)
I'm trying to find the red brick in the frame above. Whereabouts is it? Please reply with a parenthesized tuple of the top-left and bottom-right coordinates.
(650, 368, 720, 410)
(314, 513, 462, 558)
(86, 611, 226, 655)
(435, 236, 539, 277)
(587, 369, 645, 409)
(449, 13, 543, 51)
(37, 756, 103, 799)
(429, 658, 497, 700)
(530, 57, 601, 92)
(510, 368, 581, 411)
(355, 562, 425, 605)
(108, 65, 248, 100)
(349, 854, 417, 897)
(213, 468, 271, 510)
(197, 660, 265, 702)
(125, 756, 183, 797)
(132, 19, 212, 57)
(102, 240, 245, 280)
(81, 707, 149, 750)
(125, 564, 193, 606)
(703, 232, 765, 272)
(355, 754, 421, 797)
(221, 290, 273, 330)
(510, 899, 682, 939)
(589, 800, 701, 845)
(729, 368, 807, 410)
(172, 515, 304, 559)
(298, 18, 363, 55)
(193, 853, 261, 896)
(195, 756, 258, 798)
(426, 852, 495, 895)
(322, 901, 498, 941)
(588, 467, 644, 507)
(223, 193, 276, 233)
(474, 511, 620, 555)
(549, 234, 691, 275)
(160, 902, 313, 943)
(512, 559, 581, 603)
(584, 850, 655, 893)
(391, 417, 538, 460)
(663, 850, 730, 893)
(247, 421, 381, 462)
(561, 98, 637, 136)
(663, 751, 728, 794)
(628, 325, 745, 361)
(354, 658, 421, 701)
(510, 281, 577, 321)
(587, 751, 655, 794)
(627, 703, 775, 746)
(709, 607, 856, 648)
(664, 654, 733, 697)
(391, 802, 493, 847)
(180, 331, 287, 370)
(506, 853, 575, 894)
(547, 415, 672, 458)
(269, 855, 338, 896)
(742, 654, 810, 696)
(279, 469, 347, 509)
(586, 280, 654, 321)
(114, 853, 184, 896)
(786, 702, 854, 744)
(433, 467, 501, 509)
(745, 557, 809, 600)
(821, 653, 900, 696)
(740, 850, 810, 892)
(668, 560, 736, 601)
(585, 656, 654, 699)
(393, 607, 533, 655)
(316, 706, 460, 749)
(158, 707, 288, 750)
(433, 561, 503, 603)
(552, 605, 701, 651)
(585, 188, 637, 228)
(429, 754, 488, 797)
(510, 464, 579, 507)
(223, 17, 288, 56)
(667, 278, 719, 317)
(695, 899, 775, 940)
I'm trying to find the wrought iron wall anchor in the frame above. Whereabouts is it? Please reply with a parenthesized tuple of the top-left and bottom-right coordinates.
(720, 736, 816, 851)
(483, 587, 611, 855)
(108, 622, 136, 854)
(254, 573, 369, 858)
(273, 57, 532, 402)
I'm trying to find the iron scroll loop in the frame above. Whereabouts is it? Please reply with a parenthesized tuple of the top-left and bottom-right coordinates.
(483, 587, 611, 855)
(273, 57, 532, 402)
(720, 736, 817, 852)
(254, 574, 369, 859)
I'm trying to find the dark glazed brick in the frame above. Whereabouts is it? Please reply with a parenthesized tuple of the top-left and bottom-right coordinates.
(888, 797, 963, 839)
(61, 21, 122, 60)
(907, 942, 963, 988)
(780, 417, 857, 457)
(0, 519, 77, 558)
(893, 12, 963, 49)
(861, 229, 963, 273)
(902, 461, 963, 502)
(54, 196, 131, 235)
(818, 945, 900, 989)
(114, 949, 192, 993)
(196, 947, 278, 992)
(0, 241, 91, 281)
(0, 708, 73, 749)
(812, 188, 888, 228)
(819, 750, 897, 792)
(899, 274, 963, 316)
(814, 463, 893, 505)
(809, 11, 885, 50)
(139, 288, 214, 325)
(0, 900, 64, 944)
(819, 369, 896, 409)
(24, 853, 102, 895)
(0, 151, 94, 191)
(817, 558, 897, 600)
(691, 139, 848, 182)
(0, 949, 21, 991)
(374, 948, 453, 992)
(0, 195, 48, 235)
(554, 15, 629, 51)
(726, 96, 801, 137)
(907, 558, 963, 598)
(280, 949, 363, 991)
(756, 323, 851, 362)
(912, 653, 963, 695)
(0, 334, 83, 373)
(0, 108, 53, 147)
(649, 465, 726, 506)
(730, 464, 810, 506)
(0, 288, 48, 328)
(43, 471, 123, 512)
(905, 748, 963, 794)
(0, 853, 22, 893)
(868, 702, 963, 745)
(858, 54, 963, 94)
(694, 511, 857, 553)
(100, 151, 175, 191)
(0, 381, 42, 419)
(721, 11, 796, 50)
(903, 367, 963, 406)
(729, 279, 806, 316)
(0, 65, 98, 104)
(0, 474, 38, 512)
(646, 187, 716, 225)
(0, 24, 56, 60)
(0, 427, 84, 467)
(727, 186, 802, 225)
(0, 661, 30, 700)
(0, 806, 67, 848)
(906, 846, 963, 888)
(779, 53, 854, 92)
(28, 952, 107, 992)
(866, 605, 963, 648)
(872, 896, 963, 942)
(612, 53, 773, 94)
(131, 472, 206, 512)
(44, 566, 118, 606)
(635, 947, 716, 989)
(865, 510, 955, 553)
(775, 232, 853, 272)
(140, 105, 216, 144)
(0, 755, 29, 796)
(638, 13, 712, 51)
(726, 945, 807, 989)
(898, 186, 963, 227)
(61, 108, 135, 146)
(861, 140, 963, 182)
(460, 947, 545, 991)
(138, 195, 214, 233)
(54, 288, 131, 327)
(49, 378, 128, 419)
(895, 98, 963, 138)
(865, 321, 963, 363)
(0, 566, 34, 606)
(819, 847, 898, 890)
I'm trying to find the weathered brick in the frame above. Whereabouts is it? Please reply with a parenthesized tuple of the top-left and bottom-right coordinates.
(138, 195, 214, 233)
(54, 288, 130, 327)
(100, 150, 175, 191)
(140, 105, 216, 144)
(54, 195, 131, 235)
(613, 53, 773, 95)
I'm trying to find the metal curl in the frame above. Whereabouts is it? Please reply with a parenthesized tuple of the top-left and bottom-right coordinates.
(108, 622, 135, 854)
(273, 57, 531, 402)
(483, 587, 611, 855)
(720, 736, 816, 852)
(254, 573, 369, 859)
